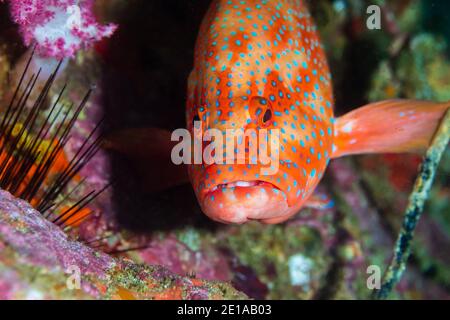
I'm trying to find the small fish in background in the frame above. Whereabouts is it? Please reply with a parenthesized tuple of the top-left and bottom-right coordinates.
(106, 0, 449, 224)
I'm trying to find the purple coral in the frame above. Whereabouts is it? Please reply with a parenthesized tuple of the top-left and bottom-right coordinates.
(4, 0, 117, 58)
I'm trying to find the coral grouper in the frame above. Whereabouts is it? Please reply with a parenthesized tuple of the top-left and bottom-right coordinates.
(107, 0, 449, 225)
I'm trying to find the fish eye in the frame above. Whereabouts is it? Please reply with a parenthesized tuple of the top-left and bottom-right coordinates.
(249, 96, 273, 126)
(262, 108, 272, 123)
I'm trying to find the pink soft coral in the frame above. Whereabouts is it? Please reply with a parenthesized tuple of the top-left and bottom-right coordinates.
(4, 0, 117, 58)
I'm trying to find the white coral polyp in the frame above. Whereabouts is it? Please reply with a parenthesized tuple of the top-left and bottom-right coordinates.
(32, 4, 115, 58)
(8, 0, 117, 59)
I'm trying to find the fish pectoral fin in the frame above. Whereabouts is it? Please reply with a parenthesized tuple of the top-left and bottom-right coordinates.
(332, 99, 449, 158)
(303, 193, 334, 210)
(103, 127, 189, 192)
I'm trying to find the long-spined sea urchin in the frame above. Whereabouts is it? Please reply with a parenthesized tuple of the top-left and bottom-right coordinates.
(0, 50, 106, 230)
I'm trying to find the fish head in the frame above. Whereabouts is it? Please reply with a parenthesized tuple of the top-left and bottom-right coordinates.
(187, 93, 329, 224)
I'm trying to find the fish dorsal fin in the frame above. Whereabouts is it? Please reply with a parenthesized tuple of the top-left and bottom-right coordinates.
(103, 128, 189, 192)
(332, 100, 449, 158)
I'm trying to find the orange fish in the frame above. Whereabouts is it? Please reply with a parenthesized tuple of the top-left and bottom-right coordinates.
(107, 0, 448, 224)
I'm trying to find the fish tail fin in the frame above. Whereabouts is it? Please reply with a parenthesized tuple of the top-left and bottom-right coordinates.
(332, 100, 449, 158)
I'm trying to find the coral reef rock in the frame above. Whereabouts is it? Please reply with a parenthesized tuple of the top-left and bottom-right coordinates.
(0, 190, 246, 300)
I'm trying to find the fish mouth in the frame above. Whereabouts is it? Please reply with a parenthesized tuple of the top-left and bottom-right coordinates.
(204, 180, 281, 196)
(200, 179, 291, 224)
